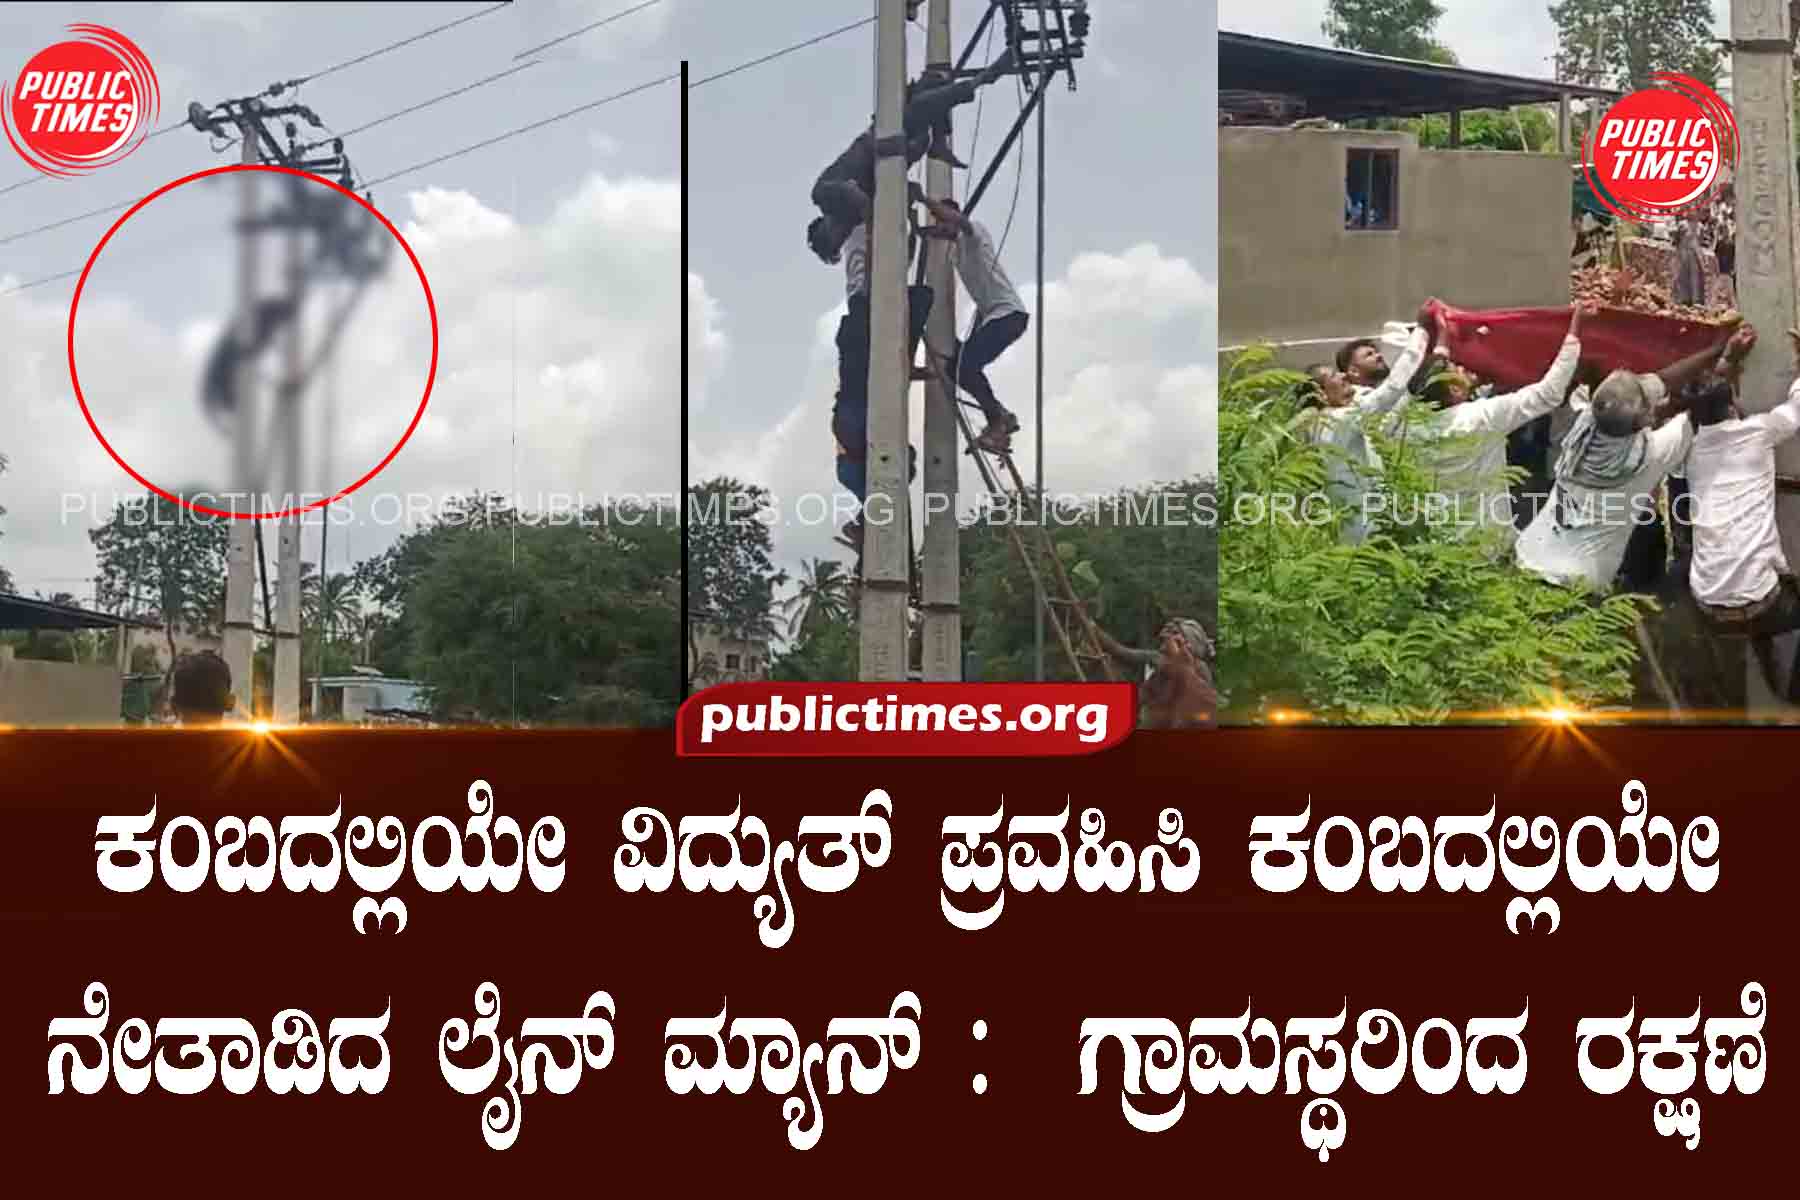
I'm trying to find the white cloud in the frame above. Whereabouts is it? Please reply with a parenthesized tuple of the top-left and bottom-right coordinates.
(0, 169, 679, 595)
(685, 270, 728, 422)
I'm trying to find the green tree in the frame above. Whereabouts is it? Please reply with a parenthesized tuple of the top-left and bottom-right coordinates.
(89, 495, 229, 666)
(685, 476, 785, 682)
(958, 481, 1218, 682)
(299, 561, 361, 641)
(780, 557, 854, 642)
(1324, 0, 1455, 63)
(1411, 107, 1558, 152)
(1549, 0, 1720, 90)
(771, 618, 859, 682)
(399, 500, 678, 725)
(1217, 348, 1650, 723)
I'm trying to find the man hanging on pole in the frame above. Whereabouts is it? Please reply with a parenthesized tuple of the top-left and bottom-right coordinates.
(831, 220, 933, 553)
(806, 49, 1016, 265)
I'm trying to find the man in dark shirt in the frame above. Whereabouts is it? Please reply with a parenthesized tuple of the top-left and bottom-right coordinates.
(807, 51, 1014, 264)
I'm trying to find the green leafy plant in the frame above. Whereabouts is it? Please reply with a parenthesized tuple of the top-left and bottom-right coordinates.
(1219, 347, 1650, 723)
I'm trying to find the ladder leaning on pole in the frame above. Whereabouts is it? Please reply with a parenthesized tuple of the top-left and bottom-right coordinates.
(923, 343, 1118, 682)
(834, 342, 1117, 682)
(839, 0, 1101, 677)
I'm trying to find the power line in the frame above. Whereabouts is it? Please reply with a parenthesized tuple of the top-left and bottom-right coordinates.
(0, 198, 136, 248)
(0, 1, 514, 199)
(3, 13, 900, 293)
(512, 0, 663, 61)
(301, 0, 513, 86)
(299, 60, 542, 151)
(361, 72, 677, 189)
(688, 16, 876, 89)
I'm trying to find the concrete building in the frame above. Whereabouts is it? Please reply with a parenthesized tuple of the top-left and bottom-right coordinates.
(688, 615, 770, 685)
(0, 593, 156, 726)
(1219, 32, 1614, 367)
(313, 671, 430, 722)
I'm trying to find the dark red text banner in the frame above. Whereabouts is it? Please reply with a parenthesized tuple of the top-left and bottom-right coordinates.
(0, 727, 1791, 1189)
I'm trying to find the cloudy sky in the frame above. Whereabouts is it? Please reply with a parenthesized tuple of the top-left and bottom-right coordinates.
(686, 0, 1218, 578)
(0, 0, 1218, 615)
(2, 0, 681, 602)
(1218, 0, 1734, 79)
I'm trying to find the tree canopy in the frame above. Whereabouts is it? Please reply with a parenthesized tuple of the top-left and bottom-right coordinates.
(1324, 0, 1456, 64)
(686, 476, 785, 684)
(1549, 0, 1720, 90)
(89, 494, 229, 666)
(348, 494, 678, 725)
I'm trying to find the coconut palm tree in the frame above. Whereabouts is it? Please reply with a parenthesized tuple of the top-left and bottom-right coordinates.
(781, 557, 854, 642)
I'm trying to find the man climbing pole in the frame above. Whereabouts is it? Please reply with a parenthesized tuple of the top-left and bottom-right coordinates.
(919, 194, 1030, 453)
(806, 49, 1016, 265)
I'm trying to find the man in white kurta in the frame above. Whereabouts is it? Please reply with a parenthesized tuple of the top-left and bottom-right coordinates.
(1686, 327, 1800, 701)
(1387, 306, 1589, 545)
(1515, 330, 1750, 591)
(1294, 305, 1434, 544)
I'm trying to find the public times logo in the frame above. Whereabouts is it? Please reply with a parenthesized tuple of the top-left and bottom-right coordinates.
(2, 25, 159, 177)
(1580, 72, 1737, 222)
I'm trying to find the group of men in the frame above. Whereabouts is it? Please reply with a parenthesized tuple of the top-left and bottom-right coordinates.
(1298, 301, 1800, 706)
(808, 50, 1030, 551)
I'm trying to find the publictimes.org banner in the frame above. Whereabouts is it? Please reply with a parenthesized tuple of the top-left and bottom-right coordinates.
(676, 683, 1137, 756)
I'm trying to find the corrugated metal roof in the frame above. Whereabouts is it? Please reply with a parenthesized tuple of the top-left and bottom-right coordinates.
(1221, 31, 1618, 122)
(0, 592, 157, 631)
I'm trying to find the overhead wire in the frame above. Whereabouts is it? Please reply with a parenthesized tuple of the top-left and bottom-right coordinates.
(0, 0, 515, 199)
(512, 0, 662, 61)
(3, 13, 909, 296)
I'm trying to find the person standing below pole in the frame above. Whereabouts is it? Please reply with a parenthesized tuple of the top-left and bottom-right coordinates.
(919, 195, 1029, 453)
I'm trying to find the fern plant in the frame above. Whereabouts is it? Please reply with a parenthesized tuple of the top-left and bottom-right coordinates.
(1219, 347, 1650, 724)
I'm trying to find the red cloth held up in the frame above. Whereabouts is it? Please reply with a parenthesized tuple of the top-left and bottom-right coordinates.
(1423, 300, 1732, 391)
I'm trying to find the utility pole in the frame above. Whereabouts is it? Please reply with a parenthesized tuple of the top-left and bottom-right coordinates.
(273, 174, 304, 724)
(919, 0, 961, 681)
(857, 0, 913, 681)
(222, 123, 260, 722)
(1728, 0, 1800, 713)
(313, 347, 335, 722)
(1034, 4, 1049, 683)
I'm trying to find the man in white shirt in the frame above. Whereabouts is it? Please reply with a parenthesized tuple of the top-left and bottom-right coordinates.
(1685, 326, 1800, 702)
(1514, 327, 1751, 591)
(921, 195, 1029, 453)
(1387, 304, 1592, 544)
(1294, 300, 1435, 544)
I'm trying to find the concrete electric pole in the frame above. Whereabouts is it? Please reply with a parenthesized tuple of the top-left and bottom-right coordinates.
(273, 179, 304, 725)
(222, 124, 260, 721)
(857, 0, 915, 681)
(919, 0, 962, 681)
(1728, 0, 1800, 712)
